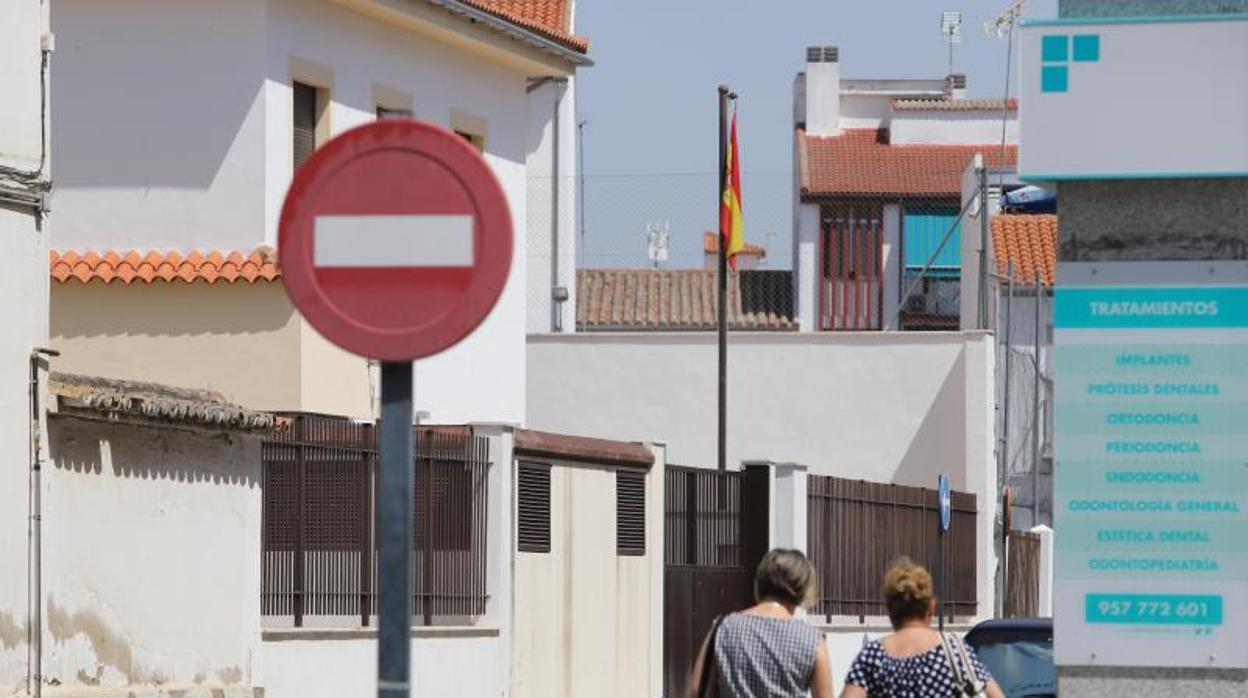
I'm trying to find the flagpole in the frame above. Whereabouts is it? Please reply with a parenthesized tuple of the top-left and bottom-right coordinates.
(717, 84, 733, 474)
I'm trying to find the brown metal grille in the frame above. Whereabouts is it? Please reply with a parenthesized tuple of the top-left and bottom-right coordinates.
(516, 461, 551, 553)
(261, 414, 489, 627)
(806, 475, 977, 621)
(616, 470, 646, 556)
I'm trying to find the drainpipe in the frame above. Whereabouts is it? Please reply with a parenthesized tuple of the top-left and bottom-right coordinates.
(528, 76, 570, 332)
(28, 348, 57, 697)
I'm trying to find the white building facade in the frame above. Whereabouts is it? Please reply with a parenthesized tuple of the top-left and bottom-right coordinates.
(793, 46, 1017, 333)
(49, 0, 589, 426)
(0, 0, 52, 694)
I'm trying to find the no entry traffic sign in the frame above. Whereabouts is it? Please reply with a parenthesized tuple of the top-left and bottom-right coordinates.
(279, 119, 513, 361)
(278, 118, 513, 697)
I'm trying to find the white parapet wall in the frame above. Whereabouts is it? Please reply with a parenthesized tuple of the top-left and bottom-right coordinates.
(529, 330, 999, 620)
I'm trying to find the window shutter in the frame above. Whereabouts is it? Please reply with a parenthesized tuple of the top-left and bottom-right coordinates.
(517, 462, 551, 553)
(293, 82, 317, 170)
(616, 471, 646, 556)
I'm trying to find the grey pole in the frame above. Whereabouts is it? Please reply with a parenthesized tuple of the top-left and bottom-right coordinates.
(998, 265, 1014, 617)
(1032, 275, 1042, 527)
(978, 167, 990, 329)
(378, 362, 414, 697)
(717, 84, 731, 474)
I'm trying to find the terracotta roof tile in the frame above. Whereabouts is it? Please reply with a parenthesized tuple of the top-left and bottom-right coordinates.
(891, 98, 1018, 112)
(50, 247, 280, 285)
(992, 214, 1057, 287)
(577, 269, 796, 331)
(703, 231, 766, 257)
(799, 128, 1018, 198)
(461, 0, 588, 53)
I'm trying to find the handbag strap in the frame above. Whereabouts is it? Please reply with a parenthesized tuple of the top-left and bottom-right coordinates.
(940, 633, 984, 697)
(954, 635, 987, 694)
(938, 632, 968, 691)
(698, 615, 726, 698)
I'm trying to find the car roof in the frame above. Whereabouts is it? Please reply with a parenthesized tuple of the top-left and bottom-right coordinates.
(964, 617, 1053, 646)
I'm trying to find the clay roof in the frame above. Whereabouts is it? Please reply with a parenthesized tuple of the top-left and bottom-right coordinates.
(49, 372, 275, 432)
(798, 128, 1018, 199)
(891, 98, 1018, 112)
(703, 232, 766, 257)
(50, 248, 280, 285)
(577, 269, 796, 331)
(461, 0, 587, 53)
(992, 214, 1057, 286)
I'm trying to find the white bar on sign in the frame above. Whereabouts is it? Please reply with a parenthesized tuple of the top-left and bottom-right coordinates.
(314, 215, 475, 267)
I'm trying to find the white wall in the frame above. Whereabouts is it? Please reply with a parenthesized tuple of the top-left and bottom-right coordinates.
(51, 0, 270, 251)
(51, 0, 552, 426)
(43, 417, 263, 691)
(0, 0, 50, 692)
(256, 630, 505, 698)
(528, 332, 994, 493)
(512, 457, 662, 698)
(889, 112, 1018, 146)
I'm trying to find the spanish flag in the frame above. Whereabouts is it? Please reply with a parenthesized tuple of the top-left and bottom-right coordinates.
(720, 109, 745, 270)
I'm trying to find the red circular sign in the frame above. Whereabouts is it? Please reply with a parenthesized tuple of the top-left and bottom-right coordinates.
(279, 120, 513, 361)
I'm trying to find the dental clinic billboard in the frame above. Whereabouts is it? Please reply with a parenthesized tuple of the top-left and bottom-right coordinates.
(1055, 264, 1248, 669)
(1019, 15, 1248, 181)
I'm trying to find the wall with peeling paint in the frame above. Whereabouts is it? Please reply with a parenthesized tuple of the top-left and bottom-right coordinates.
(0, 0, 51, 694)
(41, 416, 262, 692)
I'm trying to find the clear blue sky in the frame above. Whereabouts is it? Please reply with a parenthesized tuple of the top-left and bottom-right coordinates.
(574, 0, 1056, 269)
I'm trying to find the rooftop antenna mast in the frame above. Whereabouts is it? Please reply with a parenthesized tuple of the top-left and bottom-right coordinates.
(941, 11, 963, 76)
(986, 0, 1027, 187)
(646, 221, 670, 269)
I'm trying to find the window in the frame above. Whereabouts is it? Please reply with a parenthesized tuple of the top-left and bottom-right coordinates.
(377, 106, 413, 120)
(293, 81, 328, 170)
(455, 130, 484, 152)
(902, 206, 962, 276)
(517, 461, 551, 553)
(616, 471, 646, 556)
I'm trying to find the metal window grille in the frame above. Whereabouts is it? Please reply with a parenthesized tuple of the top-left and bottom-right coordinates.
(806, 475, 977, 621)
(261, 413, 489, 627)
(616, 470, 646, 556)
(516, 461, 551, 553)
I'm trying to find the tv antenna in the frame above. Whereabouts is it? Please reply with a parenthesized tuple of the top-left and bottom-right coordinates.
(941, 11, 963, 75)
(646, 221, 670, 269)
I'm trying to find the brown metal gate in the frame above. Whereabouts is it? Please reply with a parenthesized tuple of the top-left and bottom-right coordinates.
(1005, 530, 1041, 618)
(663, 466, 768, 697)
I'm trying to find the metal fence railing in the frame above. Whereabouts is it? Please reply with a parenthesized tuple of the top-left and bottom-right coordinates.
(806, 475, 977, 622)
(261, 413, 489, 627)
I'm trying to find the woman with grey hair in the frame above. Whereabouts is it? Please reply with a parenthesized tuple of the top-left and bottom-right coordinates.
(690, 548, 834, 698)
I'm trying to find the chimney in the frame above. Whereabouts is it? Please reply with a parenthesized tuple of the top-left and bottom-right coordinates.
(805, 46, 840, 136)
(946, 73, 967, 100)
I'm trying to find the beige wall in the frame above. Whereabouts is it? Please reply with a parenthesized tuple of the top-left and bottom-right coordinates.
(513, 458, 662, 698)
(51, 281, 373, 419)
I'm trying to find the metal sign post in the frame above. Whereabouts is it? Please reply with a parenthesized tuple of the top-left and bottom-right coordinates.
(937, 474, 952, 631)
(278, 119, 514, 696)
(377, 362, 413, 697)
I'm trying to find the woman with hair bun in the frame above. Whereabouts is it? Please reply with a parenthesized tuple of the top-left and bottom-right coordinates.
(840, 558, 1004, 698)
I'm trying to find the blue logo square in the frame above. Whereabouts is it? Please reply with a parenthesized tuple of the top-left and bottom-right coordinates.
(1042, 34, 1069, 63)
(1073, 34, 1100, 62)
(1042, 65, 1069, 93)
